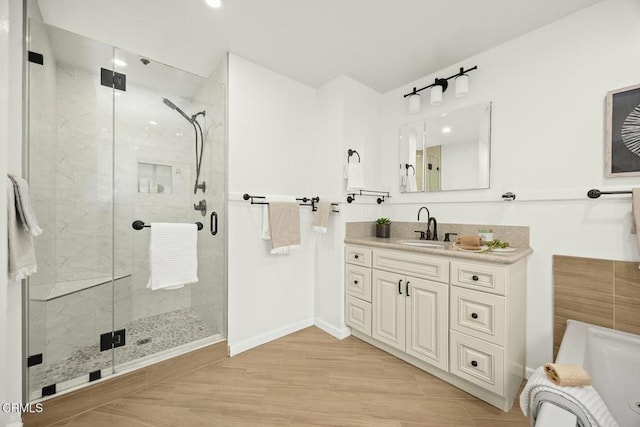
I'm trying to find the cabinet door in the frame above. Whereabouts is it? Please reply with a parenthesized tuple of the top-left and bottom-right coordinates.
(405, 277, 449, 370)
(372, 270, 405, 351)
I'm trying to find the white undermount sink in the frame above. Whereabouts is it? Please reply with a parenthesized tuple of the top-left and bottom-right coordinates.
(396, 240, 445, 248)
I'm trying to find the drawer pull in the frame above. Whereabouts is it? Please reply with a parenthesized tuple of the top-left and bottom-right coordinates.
(472, 275, 479, 281)
(354, 280, 358, 285)
(354, 254, 359, 259)
(471, 313, 478, 319)
(398, 280, 403, 295)
(471, 360, 478, 367)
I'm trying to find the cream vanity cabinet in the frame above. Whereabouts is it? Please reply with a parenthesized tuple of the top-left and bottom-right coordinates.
(371, 253, 449, 371)
(344, 244, 527, 412)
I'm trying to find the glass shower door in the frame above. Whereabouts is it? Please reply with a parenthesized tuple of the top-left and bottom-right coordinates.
(111, 48, 227, 370)
(26, 20, 116, 400)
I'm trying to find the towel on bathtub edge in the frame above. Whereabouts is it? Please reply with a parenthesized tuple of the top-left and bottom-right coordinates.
(520, 367, 619, 427)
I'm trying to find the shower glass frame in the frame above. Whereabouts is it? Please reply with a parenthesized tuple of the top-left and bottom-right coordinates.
(23, 19, 227, 402)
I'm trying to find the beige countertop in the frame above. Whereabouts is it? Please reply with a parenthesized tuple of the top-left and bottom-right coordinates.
(344, 236, 533, 264)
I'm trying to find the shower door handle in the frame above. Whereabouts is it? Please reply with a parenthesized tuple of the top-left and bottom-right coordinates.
(210, 211, 218, 236)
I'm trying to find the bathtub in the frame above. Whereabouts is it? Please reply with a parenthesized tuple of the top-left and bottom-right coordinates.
(535, 320, 640, 427)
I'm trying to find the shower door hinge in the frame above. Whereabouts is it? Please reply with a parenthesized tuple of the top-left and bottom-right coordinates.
(28, 51, 44, 65)
(27, 353, 43, 367)
(100, 67, 127, 91)
(99, 328, 126, 352)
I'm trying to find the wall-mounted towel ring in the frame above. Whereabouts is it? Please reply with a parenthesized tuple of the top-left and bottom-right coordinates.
(405, 164, 415, 176)
(347, 149, 361, 163)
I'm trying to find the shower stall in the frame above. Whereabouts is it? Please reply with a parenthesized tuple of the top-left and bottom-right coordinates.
(24, 20, 227, 401)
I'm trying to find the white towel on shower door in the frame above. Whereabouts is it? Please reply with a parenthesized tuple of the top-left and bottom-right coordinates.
(146, 222, 198, 290)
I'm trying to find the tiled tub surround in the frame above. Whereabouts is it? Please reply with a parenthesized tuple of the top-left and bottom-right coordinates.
(344, 221, 531, 411)
(553, 255, 640, 359)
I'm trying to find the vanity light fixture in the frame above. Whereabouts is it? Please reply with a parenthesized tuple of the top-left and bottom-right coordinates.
(403, 65, 477, 110)
(408, 89, 421, 113)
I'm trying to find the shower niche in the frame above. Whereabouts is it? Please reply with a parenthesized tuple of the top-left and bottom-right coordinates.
(25, 19, 227, 401)
(137, 162, 173, 194)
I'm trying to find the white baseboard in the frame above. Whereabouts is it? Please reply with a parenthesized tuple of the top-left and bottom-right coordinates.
(314, 317, 351, 340)
(228, 317, 314, 356)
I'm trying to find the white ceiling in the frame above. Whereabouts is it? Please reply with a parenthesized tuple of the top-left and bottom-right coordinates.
(37, 0, 602, 93)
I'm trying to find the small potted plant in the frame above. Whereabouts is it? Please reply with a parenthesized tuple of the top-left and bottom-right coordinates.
(375, 217, 392, 238)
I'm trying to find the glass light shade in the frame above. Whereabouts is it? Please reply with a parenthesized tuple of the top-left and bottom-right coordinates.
(430, 85, 443, 106)
(455, 74, 469, 97)
(408, 93, 421, 113)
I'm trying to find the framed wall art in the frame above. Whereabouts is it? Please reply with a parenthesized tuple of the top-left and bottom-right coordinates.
(606, 83, 640, 177)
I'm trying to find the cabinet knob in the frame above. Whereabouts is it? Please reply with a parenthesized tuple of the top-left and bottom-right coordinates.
(471, 360, 478, 367)
(354, 280, 358, 285)
(472, 275, 479, 281)
(471, 313, 478, 319)
(354, 254, 359, 259)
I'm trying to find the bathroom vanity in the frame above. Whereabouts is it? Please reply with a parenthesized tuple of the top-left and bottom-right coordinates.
(344, 226, 532, 412)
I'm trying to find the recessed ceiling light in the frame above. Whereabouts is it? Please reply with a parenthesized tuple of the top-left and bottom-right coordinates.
(204, 0, 223, 8)
(149, 121, 158, 125)
(442, 127, 451, 134)
(113, 58, 127, 67)
(441, 112, 448, 117)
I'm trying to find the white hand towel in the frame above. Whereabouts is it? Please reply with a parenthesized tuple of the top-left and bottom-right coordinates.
(406, 175, 418, 192)
(313, 201, 331, 234)
(146, 223, 198, 290)
(8, 174, 43, 236)
(7, 177, 38, 281)
(343, 161, 365, 191)
(262, 195, 296, 241)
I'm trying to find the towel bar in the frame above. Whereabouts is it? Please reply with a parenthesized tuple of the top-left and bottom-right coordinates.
(131, 220, 204, 231)
(587, 189, 632, 199)
(347, 149, 360, 163)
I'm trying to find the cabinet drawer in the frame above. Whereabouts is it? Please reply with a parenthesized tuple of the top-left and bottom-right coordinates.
(450, 286, 505, 346)
(345, 295, 372, 336)
(346, 264, 371, 302)
(450, 331, 504, 396)
(345, 245, 372, 267)
(373, 249, 449, 283)
(450, 261, 507, 296)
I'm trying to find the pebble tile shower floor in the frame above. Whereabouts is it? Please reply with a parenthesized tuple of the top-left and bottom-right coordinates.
(32, 308, 213, 391)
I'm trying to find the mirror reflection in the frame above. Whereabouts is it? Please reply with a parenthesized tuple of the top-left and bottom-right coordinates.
(399, 102, 491, 193)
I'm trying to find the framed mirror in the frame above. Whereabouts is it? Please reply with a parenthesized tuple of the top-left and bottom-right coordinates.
(399, 102, 491, 192)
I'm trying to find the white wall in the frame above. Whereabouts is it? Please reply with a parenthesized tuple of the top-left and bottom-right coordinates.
(379, 0, 640, 373)
(1, 0, 23, 425)
(227, 54, 318, 354)
(313, 75, 383, 337)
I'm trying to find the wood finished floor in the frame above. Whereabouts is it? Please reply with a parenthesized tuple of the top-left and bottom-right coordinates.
(50, 327, 529, 426)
